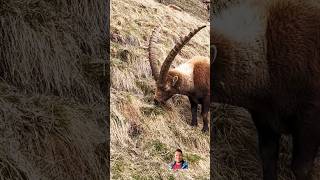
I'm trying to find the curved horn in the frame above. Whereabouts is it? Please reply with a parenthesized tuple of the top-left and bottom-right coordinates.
(148, 26, 161, 81)
(158, 25, 207, 85)
(211, 44, 217, 63)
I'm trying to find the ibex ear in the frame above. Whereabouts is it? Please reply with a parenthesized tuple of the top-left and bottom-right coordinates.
(211, 44, 217, 63)
(172, 76, 179, 86)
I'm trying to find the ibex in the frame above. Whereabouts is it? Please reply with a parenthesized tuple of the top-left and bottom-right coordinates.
(148, 26, 210, 132)
(211, 0, 320, 179)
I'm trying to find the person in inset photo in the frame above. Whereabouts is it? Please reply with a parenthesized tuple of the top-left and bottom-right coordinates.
(168, 149, 189, 171)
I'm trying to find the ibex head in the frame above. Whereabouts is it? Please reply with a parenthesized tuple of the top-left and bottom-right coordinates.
(148, 25, 206, 105)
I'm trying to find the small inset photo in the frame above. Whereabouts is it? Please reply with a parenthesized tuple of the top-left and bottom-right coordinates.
(168, 149, 189, 171)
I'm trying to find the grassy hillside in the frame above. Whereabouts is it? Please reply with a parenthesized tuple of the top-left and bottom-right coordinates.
(0, 0, 108, 179)
(154, 0, 209, 20)
(110, 0, 210, 179)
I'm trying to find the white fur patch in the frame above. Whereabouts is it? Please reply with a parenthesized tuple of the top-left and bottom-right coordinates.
(175, 62, 194, 77)
(173, 62, 194, 92)
(212, 1, 266, 43)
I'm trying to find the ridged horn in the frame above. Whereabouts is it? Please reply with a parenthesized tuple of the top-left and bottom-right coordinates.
(158, 25, 206, 85)
(148, 26, 161, 81)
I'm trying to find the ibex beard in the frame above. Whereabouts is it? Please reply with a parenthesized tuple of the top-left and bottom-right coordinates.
(148, 26, 210, 132)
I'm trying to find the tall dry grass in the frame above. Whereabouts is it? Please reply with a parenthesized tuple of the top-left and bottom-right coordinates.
(0, 0, 107, 102)
(110, 0, 210, 179)
(0, 0, 108, 179)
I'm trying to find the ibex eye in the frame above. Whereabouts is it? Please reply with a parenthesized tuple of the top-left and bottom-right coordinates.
(148, 25, 209, 134)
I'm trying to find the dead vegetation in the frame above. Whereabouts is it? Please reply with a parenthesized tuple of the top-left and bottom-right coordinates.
(0, 0, 107, 179)
(155, 0, 209, 20)
(110, 0, 209, 179)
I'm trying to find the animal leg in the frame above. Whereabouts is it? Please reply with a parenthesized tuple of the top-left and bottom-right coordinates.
(291, 134, 318, 180)
(251, 111, 280, 180)
(189, 97, 198, 127)
(291, 114, 319, 180)
(201, 97, 210, 132)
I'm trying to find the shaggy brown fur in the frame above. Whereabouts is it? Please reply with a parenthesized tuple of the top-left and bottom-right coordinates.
(156, 57, 210, 101)
(192, 58, 210, 97)
(211, 0, 320, 179)
(149, 26, 210, 132)
(155, 57, 210, 132)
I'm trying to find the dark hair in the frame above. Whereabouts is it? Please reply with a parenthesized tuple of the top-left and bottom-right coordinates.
(175, 149, 182, 154)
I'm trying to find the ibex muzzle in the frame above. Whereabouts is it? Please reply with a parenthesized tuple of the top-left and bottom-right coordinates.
(148, 25, 210, 132)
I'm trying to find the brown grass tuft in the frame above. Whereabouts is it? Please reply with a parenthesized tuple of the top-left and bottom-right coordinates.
(0, 0, 107, 179)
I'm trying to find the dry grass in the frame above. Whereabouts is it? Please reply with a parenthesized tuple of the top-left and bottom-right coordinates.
(110, 0, 209, 179)
(155, 0, 209, 21)
(0, 0, 107, 179)
(0, 0, 107, 102)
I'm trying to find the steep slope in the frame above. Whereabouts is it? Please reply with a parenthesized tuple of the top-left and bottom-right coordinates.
(110, 0, 210, 179)
(0, 0, 108, 179)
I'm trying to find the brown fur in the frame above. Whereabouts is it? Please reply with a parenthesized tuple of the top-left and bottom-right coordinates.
(212, 0, 320, 179)
(192, 57, 210, 97)
(155, 56, 210, 132)
(149, 26, 210, 132)
(155, 57, 210, 101)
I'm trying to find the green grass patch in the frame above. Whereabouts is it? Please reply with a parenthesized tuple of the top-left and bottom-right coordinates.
(184, 153, 203, 164)
(153, 140, 166, 152)
(111, 159, 126, 179)
(135, 80, 153, 95)
(132, 174, 155, 180)
(110, 58, 127, 69)
(145, 140, 172, 162)
(168, 175, 175, 180)
(124, 93, 134, 104)
(140, 106, 165, 117)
